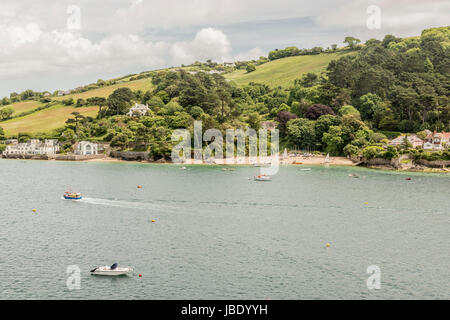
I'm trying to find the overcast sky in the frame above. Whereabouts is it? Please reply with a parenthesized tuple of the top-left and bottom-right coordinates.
(0, 0, 449, 98)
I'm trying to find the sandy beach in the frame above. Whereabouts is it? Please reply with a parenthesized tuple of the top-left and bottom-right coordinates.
(85, 155, 355, 166)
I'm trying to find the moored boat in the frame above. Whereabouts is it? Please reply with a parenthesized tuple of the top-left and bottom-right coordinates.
(254, 174, 272, 181)
(90, 263, 133, 276)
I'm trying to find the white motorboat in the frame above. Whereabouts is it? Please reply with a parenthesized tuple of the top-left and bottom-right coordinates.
(300, 168, 311, 171)
(90, 263, 133, 276)
(254, 174, 272, 181)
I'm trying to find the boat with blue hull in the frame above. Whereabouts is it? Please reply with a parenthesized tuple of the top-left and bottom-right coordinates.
(63, 192, 82, 200)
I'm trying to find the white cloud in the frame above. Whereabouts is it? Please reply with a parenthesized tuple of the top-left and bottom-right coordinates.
(0, 0, 448, 96)
(0, 25, 235, 80)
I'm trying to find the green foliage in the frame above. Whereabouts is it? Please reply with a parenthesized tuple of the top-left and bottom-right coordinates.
(189, 106, 204, 119)
(286, 118, 316, 149)
(62, 98, 74, 106)
(362, 146, 384, 160)
(105, 87, 135, 116)
(0, 107, 14, 120)
(339, 105, 360, 118)
(344, 36, 361, 49)
(246, 63, 256, 73)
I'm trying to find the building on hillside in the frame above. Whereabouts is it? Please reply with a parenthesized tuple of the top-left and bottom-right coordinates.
(75, 141, 98, 155)
(424, 131, 450, 151)
(223, 62, 235, 67)
(127, 103, 149, 117)
(389, 135, 424, 149)
(5, 139, 18, 145)
(2, 139, 60, 156)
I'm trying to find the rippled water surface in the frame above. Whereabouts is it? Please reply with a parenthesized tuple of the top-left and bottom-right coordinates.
(0, 159, 449, 299)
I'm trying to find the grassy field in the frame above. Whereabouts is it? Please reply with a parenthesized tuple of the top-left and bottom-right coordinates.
(1, 78, 153, 135)
(225, 51, 352, 87)
(1, 104, 98, 135)
(53, 78, 153, 101)
(7, 100, 43, 115)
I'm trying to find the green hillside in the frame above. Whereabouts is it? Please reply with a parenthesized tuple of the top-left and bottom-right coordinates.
(225, 51, 353, 87)
(2, 78, 153, 135)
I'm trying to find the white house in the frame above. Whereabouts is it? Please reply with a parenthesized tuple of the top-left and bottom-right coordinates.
(127, 103, 149, 117)
(3, 139, 60, 156)
(75, 141, 98, 155)
(424, 132, 450, 151)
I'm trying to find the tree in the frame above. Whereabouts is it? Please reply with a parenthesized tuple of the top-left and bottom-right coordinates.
(344, 36, 361, 49)
(87, 97, 107, 114)
(339, 105, 360, 118)
(106, 88, 135, 115)
(62, 98, 74, 106)
(362, 146, 384, 160)
(286, 118, 316, 149)
(305, 104, 335, 120)
(246, 63, 256, 73)
(343, 144, 360, 159)
(322, 126, 345, 155)
(0, 107, 14, 120)
(189, 106, 204, 119)
(276, 111, 297, 135)
(0, 125, 5, 140)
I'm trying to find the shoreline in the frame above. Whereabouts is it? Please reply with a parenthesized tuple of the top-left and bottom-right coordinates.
(2, 155, 448, 173)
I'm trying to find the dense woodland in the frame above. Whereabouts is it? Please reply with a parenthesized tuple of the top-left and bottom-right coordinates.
(1, 27, 449, 160)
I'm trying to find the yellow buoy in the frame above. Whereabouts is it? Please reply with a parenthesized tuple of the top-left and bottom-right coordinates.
(151, 220, 156, 223)
(32, 209, 37, 212)
(326, 243, 330, 248)
(364, 202, 369, 205)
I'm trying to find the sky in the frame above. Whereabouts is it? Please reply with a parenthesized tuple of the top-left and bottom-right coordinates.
(0, 0, 449, 98)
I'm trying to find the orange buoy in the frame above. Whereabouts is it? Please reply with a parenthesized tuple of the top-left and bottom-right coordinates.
(137, 185, 143, 189)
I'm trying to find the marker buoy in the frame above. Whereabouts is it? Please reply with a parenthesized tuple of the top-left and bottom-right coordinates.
(151, 220, 156, 223)
(137, 185, 143, 189)
(32, 209, 37, 212)
(406, 178, 412, 181)
(364, 202, 369, 205)
(326, 243, 330, 248)
(139, 274, 142, 277)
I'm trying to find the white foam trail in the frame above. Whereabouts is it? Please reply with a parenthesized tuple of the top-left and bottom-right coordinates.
(80, 197, 178, 212)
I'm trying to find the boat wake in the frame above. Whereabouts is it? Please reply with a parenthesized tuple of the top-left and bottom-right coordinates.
(78, 197, 179, 212)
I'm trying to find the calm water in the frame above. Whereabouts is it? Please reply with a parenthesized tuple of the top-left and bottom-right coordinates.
(0, 159, 449, 299)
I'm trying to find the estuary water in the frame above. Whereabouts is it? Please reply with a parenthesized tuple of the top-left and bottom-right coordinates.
(0, 159, 449, 299)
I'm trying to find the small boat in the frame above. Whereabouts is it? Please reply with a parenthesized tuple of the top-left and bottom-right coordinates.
(254, 175, 272, 181)
(348, 173, 360, 178)
(63, 192, 82, 200)
(90, 263, 133, 276)
(300, 168, 311, 171)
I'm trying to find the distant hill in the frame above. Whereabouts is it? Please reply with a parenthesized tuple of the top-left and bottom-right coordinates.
(1, 78, 152, 135)
(225, 51, 354, 87)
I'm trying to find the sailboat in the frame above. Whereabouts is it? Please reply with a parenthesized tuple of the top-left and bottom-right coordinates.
(323, 153, 330, 164)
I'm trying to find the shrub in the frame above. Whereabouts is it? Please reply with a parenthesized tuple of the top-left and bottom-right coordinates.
(362, 146, 384, 160)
